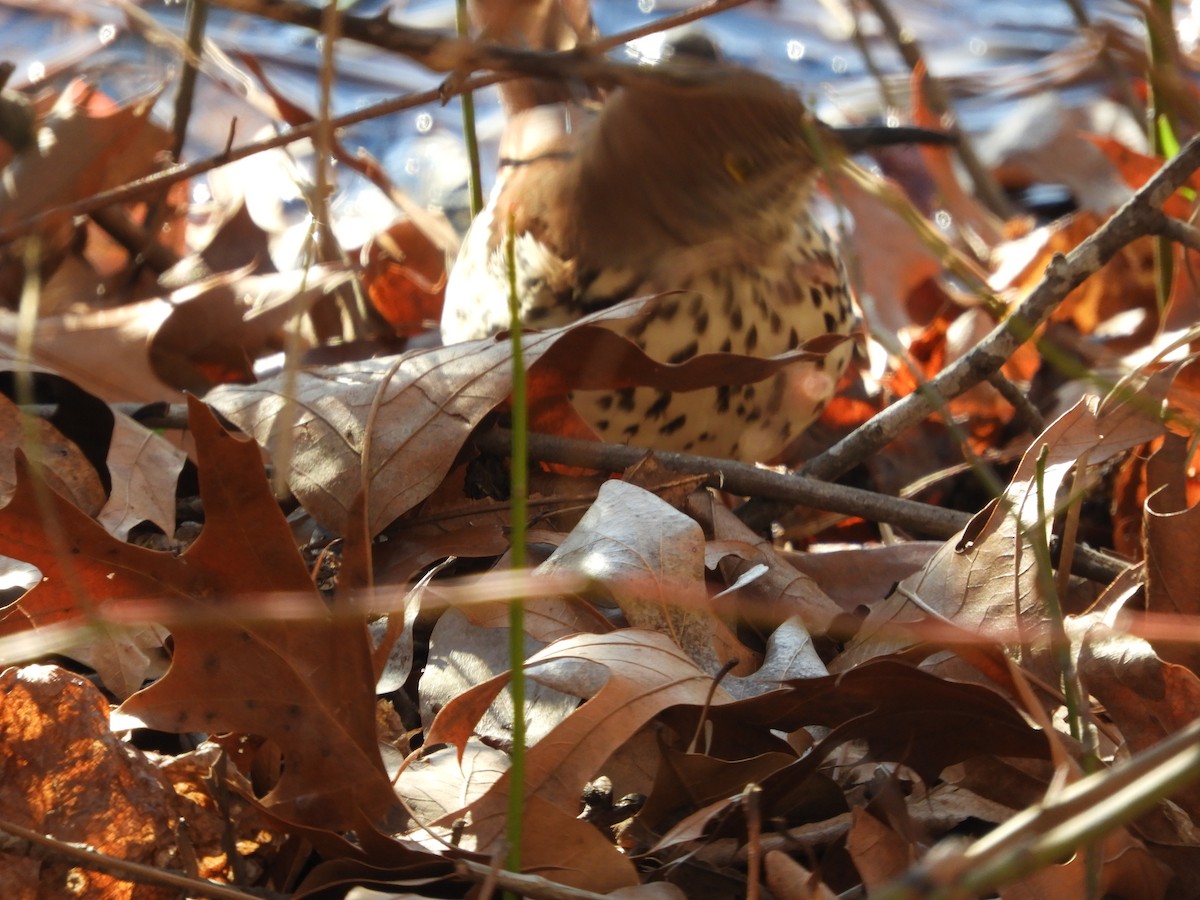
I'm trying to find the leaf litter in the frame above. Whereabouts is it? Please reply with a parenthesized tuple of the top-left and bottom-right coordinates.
(1, 4, 1200, 899)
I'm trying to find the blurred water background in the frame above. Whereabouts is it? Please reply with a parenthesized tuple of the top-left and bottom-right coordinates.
(0, 1, 1188, 251)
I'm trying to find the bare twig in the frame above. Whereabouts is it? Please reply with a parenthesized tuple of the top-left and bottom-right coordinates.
(802, 134, 1200, 483)
(0, 817, 276, 900)
(20, 400, 1127, 583)
(986, 371, 1046, 435)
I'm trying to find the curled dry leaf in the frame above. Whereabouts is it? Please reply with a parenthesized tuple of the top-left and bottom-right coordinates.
(0, 80, 169, 229)
(838, 382, 1165, 671)
(0, 267, 349, 404)
(424, 630, 733, 850)
(537, 479, 736, 676)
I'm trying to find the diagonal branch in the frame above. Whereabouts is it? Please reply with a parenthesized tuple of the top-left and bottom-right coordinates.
(802, 134, 1200, 483)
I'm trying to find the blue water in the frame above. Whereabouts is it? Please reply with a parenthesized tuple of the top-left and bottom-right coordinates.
(0, 1, 1165, 240)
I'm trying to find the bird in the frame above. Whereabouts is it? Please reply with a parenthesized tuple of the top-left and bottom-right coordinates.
(441, 43, 858, 463)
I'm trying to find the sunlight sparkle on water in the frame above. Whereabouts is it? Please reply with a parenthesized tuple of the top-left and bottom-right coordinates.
(26, 61, 45, 83)
(934, 210, 952, 230)
(416, 112, 433, 133)
(969, 37, 987, 56)
(786, 40, 805, 61)
(98, 24, 117, 45)
(627, 34, 666, 63)
(831, 56, 847, 74)
(637, 0, 655, 13)
(1182, 1, 1200, 52)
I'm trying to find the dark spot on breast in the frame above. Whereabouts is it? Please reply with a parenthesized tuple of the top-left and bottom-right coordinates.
(719, 337, 732, 353)
(660, 414, 687, 435)
(809, 286, 823, 306)
(667, 340, 699, 364)
(616, 388, 637, 412)
(743, 385, 757, 400)
(823, 312, 837, 333)
(716, 385, 731, 413)
(769, 311, 782, 334)
(623, 423, 639, 437)
(626, 314, 652, 339)
(694, 310, 709, 335)
(744, 324, 758, 352)
(730, 307, 744, 331)
(788, 327, 800, 349)
(647, 391, 672, 418)
(595, 394, 613, 411)
(595, 419, 610, 431)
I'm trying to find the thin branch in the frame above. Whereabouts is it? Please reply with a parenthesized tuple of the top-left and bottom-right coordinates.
(0, 817, 276, 900)
(21, 400, 1127, 583)
(802, 134, 1200, 483)
(986, 370, 1046, 435)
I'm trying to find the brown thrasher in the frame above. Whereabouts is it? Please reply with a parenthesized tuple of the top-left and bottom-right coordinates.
(441, 47, 865, 463)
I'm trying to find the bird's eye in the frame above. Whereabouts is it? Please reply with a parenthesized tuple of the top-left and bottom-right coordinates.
(723, 152, 754, 183)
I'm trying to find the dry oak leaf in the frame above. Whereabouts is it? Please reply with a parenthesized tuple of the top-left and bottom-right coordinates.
(422, 629, 739, 888)
(0, 397, 395, 831)
(209, 296, 844, 536)
(98, 407, 187, 541)
(837, 384, 1164, 672)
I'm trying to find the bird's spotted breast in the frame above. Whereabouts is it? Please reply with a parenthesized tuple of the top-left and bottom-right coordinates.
(567, 217, 854, 462)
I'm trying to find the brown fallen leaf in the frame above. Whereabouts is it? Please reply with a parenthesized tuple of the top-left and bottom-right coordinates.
(846, 807, 915, 890)
(0, 392, 104, 515)
(0, 397, 396, 831)
(97, 408, 187, 541)
(425, 630, 734, 847)
(0, 80, 169, 230)
(838, 383, 1165, 672)
(0, 267, 349, 404)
